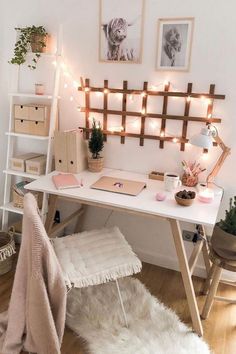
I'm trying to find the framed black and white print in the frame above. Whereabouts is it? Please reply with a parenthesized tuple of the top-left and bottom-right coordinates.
(99, 0, 145, 63)
(156, 18, 194, 71)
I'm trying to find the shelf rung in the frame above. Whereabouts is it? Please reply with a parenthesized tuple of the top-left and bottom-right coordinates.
(6, 132, 50, 140)
(0, 202, 24, 215)
(3, 170, 43, 180)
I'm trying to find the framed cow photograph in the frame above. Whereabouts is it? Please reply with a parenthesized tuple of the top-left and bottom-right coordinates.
(156, 18, 194, 71)
(99, 0, 145, 63)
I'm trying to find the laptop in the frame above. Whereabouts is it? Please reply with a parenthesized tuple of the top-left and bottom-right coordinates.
(90, 176, 146, 196)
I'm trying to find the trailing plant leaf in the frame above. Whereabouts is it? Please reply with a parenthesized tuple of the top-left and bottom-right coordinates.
(88, 119, 104, 159)
(218, 196, 236, 235)
(9, 26, 47, 70)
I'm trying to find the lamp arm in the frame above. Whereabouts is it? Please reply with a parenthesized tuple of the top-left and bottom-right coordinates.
(206, 134, 231, 185)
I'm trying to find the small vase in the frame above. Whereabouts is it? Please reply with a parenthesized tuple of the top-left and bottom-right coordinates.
(182, 173, 198, 187)
(88, 157, 104, 172)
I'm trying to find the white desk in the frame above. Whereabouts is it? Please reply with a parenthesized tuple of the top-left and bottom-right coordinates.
(26, 168, 222, 336)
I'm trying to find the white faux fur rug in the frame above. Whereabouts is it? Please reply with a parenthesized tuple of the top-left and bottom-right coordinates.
(66, 278, 211, 354)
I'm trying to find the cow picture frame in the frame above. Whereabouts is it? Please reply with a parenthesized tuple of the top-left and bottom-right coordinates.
(156, 18, 194, 71)
(99, 0, 145, 63)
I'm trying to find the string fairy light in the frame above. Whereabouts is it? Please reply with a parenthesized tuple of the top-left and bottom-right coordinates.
(57, 60, 215, 146)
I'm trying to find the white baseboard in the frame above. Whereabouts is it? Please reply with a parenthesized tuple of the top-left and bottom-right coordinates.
(135, 248, 236, 282)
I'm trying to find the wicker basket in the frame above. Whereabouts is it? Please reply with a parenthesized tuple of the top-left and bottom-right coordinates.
(0, 230, 15, 276)
(12, 189, 42, 209)
(88, 157, 104, 172)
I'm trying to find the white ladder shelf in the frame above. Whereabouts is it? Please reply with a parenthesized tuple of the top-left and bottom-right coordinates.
(1, 31, 62, 230)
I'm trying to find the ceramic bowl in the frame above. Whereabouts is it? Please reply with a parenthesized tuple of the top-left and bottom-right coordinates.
(175, 194, 195, 206)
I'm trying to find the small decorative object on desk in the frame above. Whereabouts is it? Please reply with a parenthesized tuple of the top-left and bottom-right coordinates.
(0, 229, 15, 275)
(175, 190, 196, 206)
(198, 188, 214, 203)
(88, 118, 105, 172)
(35, 83, 44, 95)
(211, 196, 236, 260)
(164, 172, 182, 192)
(149, 171, 164, 181)
(181, 160, 206, 187)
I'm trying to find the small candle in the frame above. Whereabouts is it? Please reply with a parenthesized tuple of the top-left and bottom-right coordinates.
(35, 83, 44, 95)
(198, 188, 214, 203)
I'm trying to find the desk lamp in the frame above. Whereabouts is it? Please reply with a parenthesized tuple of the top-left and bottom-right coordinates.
(189, 124, 231, 186)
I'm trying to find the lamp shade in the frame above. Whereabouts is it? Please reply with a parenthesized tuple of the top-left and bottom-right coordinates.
(189, 127, 213, 149)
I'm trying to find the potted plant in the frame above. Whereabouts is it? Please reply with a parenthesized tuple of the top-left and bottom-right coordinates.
(211, 196, 236, 260)
(88, 119, 104, 172)
(9, 26, 48, 69)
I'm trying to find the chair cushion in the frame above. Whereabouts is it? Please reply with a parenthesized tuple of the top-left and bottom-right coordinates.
(51, 226, 142, 288)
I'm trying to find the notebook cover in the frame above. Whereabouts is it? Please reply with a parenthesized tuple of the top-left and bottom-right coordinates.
(52, 173, 81, 190)
(90, 176, 146, 196)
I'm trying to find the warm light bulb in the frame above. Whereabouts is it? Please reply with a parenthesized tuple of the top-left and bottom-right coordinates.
(160, 131, 165, 137)
(141, 91, 147, 98)
(103, 88, 109, 94)
(164, 80, 170, 86)
(77, 106, 82, 112)
(84, 87, 90, 92)
(208, 113, 212, 119)
(206, 98, 212, 105)
(120, 126, 124, 131)
(141, 108, 146, 115)
(64, 83, 68, 89)
(187, 96, 191, 102)
(172, 137, 178, 143)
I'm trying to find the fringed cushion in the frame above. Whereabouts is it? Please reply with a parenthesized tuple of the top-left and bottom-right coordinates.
(51, 227, 142, 288)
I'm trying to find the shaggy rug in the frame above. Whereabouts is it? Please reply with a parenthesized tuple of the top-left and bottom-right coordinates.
(66, 277, 211, 354)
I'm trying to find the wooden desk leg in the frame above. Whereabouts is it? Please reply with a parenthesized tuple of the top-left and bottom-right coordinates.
(45, 194, 58, 234)
(169, 218, 203, 337)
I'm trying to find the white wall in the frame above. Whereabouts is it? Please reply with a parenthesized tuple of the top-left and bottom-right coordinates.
(1, 0, 236, 278)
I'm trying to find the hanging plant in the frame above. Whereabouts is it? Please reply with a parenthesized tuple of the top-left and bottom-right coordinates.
(9, 26, 48, 69)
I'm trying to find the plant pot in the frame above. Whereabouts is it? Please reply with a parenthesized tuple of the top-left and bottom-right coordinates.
(88, 157, 104, 172)
(30, 34, 47, 53)
(211, 224, 236, 260)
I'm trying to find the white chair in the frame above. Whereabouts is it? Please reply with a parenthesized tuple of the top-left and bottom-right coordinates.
(51, 226, 142, 327)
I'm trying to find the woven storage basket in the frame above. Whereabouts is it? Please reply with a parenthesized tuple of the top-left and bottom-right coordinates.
(12, 189, 42, 209)
(88, 157, 104, 172)
(0, 230, 15, 276)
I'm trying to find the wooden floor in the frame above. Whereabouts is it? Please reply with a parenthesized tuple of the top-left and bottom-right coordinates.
(1, 258, 236, 354)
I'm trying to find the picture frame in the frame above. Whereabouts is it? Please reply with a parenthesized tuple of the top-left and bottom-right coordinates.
(99, 0, 145, 63)
(156, 17, 194, 71)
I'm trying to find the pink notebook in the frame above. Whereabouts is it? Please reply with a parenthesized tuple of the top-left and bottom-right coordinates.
(52, 173, 82, 190)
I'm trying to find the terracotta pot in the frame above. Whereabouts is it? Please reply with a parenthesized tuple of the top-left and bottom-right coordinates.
(30, 34, 47, 53)
(88, 157, 104, 172)
(211, 224, 236, 260)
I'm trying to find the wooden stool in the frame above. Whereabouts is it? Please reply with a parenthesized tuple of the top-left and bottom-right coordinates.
(201, 246, 236, 319)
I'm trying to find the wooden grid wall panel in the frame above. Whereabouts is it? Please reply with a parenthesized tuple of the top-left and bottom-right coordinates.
(79, 79, 225, 150)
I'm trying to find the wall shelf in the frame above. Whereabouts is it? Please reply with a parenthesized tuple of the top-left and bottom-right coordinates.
(6, 132, 50, 140)
(3, 169, 43, 180)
